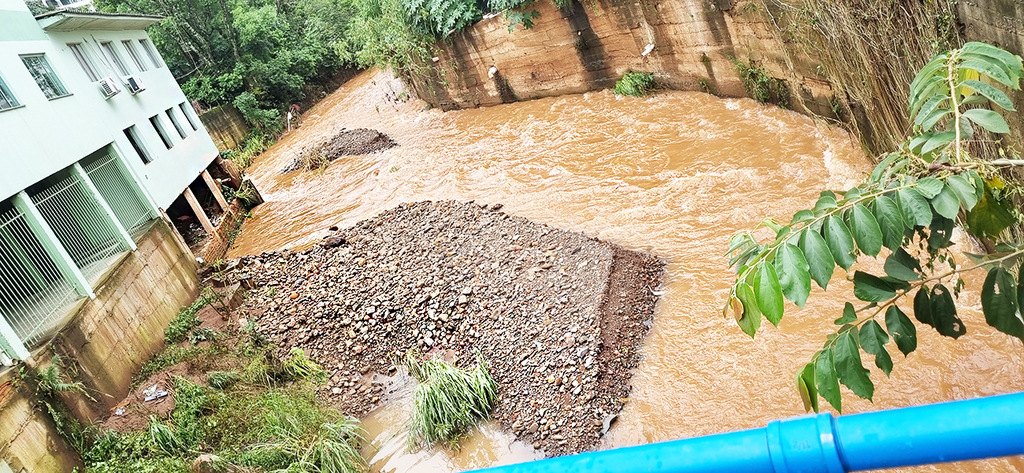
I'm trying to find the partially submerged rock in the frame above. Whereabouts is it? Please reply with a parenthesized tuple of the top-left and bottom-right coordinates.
(281, 128, 397, 173)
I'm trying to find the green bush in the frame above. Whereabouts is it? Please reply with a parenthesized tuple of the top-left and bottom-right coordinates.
(612, 71, 655, 97)
(732, 58, 789, 107)
(406, 351, 497, 448)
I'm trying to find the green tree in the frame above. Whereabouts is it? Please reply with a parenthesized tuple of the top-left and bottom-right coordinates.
(725, 42, 1024, 413)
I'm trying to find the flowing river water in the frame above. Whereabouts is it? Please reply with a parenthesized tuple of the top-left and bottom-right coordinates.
(227, 69, 1024, 472)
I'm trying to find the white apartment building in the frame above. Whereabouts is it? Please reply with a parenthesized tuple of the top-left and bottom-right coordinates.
(0, 0, 228, 362)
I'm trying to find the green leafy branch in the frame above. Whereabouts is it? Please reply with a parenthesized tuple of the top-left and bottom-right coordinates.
(725, 42, 1024, 413)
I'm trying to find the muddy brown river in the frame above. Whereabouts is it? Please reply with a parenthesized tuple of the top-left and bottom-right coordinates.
(228, 69, 1024, 472)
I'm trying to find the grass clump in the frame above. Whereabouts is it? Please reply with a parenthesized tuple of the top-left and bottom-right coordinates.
(732, 58, 790, 108)
(612, 71, 655, 97)
(406, 351, 497, 449)
(165, 289, 218, 344)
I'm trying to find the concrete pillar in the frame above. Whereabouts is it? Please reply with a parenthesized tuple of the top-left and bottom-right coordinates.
(71, 163, 137, 252)
(201, 169, 230, 213)
(13, 192, 94, 299)
(0, 314, 30, 361)
(183, 187, 216, 235)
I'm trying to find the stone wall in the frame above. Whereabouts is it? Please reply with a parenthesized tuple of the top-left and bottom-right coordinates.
(415, 0, 839, 119)
(200, 105, 250, 153)
(415, 0, 1024, 153)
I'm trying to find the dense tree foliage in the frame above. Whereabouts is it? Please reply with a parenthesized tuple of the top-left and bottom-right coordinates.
(726, 42, 1024, 413)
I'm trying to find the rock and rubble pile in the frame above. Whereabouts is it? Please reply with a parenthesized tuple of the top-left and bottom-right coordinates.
(220, 200, 663, 455)
(281, 128, 397, 173)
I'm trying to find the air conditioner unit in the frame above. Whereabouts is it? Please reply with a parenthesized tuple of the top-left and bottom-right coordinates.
(125, 75, 146, 95)
(98, 76, 120, 99)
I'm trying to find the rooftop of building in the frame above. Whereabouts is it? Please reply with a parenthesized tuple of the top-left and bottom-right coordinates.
(34, 8, 162, 31)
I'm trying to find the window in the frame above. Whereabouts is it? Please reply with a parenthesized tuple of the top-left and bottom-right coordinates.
(149, 115, 173, 149)
(21, 55, 69, 99)
(124, 125, 152, 163)
(100, 42, 129, 76)
(139, 39, 163, 68)
(166, 108, 188, 139)
(178, 102, 199, 130)
(0, 75, 19, 111)
(68, 43, 99, 82)
(122, 40, 148, 72)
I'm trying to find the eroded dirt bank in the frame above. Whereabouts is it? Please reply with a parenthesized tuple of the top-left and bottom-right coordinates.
(219, 200, 663, 455)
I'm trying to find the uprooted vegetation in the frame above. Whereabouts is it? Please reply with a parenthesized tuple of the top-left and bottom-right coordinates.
(406, 351, 497, 448)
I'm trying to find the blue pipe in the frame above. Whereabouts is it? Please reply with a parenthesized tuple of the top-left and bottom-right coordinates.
(467, 392, 1024, 473)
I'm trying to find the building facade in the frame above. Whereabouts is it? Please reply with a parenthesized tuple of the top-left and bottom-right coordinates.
(0, 0, 225, 362)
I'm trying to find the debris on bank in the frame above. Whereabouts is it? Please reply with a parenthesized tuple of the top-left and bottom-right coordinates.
(220, 200, 664, 455)
(281, 128, 397, 173)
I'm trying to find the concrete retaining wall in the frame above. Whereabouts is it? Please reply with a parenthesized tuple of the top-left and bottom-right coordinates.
(200, 105, 250, 153)
(0, 218, 200, 472)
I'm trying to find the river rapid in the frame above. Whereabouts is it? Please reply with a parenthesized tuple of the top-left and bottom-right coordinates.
(227, 69, 1024, 472)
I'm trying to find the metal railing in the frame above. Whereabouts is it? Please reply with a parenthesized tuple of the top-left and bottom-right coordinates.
(83, 152, 156, 237)
(30, 174, 130, 283)
(0, 207, 80, 346)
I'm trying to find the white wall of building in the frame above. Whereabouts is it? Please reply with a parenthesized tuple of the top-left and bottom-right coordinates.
(0, 3, 221, 208)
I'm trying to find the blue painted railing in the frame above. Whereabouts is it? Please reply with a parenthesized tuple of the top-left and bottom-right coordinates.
(468, 392, 1024, 473)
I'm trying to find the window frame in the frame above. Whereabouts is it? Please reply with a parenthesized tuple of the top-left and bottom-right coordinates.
(100, 41, 130, 76)
(0, 74, 21, 112)
(165, 108, 188, 139)
(20, 54, 70, 100)
(67, 43, 100, 82)
(121, 40, 148, 72)
(138, 39, 163, 69)
(178, 102, 199, 131)
(124, 125, 152, 164)
(149, 114, 174, 149)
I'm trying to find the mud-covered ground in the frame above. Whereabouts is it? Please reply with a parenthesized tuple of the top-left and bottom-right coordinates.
(218, 200, 663, 455)
(281, 128, 397, 173)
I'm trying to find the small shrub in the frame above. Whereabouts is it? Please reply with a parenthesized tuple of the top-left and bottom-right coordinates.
(165, 290, 218, 344)
(406, 351, 497, 448)
(284, 347, 327, 384)
(148, 416, 184, 456)
(613, 71, 655, 97)
(207, 371, 242, 390)
(732, 58, 790, 107)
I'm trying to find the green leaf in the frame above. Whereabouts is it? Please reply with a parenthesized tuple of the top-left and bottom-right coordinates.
(859, 320, 893, 376)
(885, 306, 917, 356)
(873, 195, 906, 250)
(965, 182, 1017, 239)
(884, 248, 922, 281)
(930, 183, 961, 220)
(791, 209, 815, 226)
(796, 363, 818, 413)
(727, 232, 756, 255)
(910, 53, 949, 97)
(848, 204, 883, 257)
(946, 174, 979, 211)
(834, 301, 857, 325)
(735, 283, 761, 337)
(834, 331, 874, 400)
(754, 263, 784, 327)
(920, 107, 951, 131)
(823, 216, 856, 271)
(814, 193, 838, 212)
(929, 215, 955, 249)
(921, 132, 956, 155)
(958, 114, 975, 140)
(814, 348, 841, 412)
(775, 244, 811, 308)
(898, 188, 933, 227)
(853, 271, 897, 302)
(963, 108, 1010, 134)
(960, 79, 1015, 110)
(915, 178, 945, 198)
(913, 96, 948, 125)
(967, 170, 985, 203)
(960, 59, 1015, 88)
(799, 229, 835, 290)
(930, 284, 967, 339)
(962, 42, 1024, 79)
(914, 286, 933, 326)
(869, 153, 903, 184)
(982, 267, 1024, 342)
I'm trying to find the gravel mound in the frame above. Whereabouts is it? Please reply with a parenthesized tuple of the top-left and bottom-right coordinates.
(221, 201, 663, 455)
(281, 128, 397, 173)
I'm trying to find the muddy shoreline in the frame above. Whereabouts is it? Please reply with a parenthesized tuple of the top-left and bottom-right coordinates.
(218, 200, 663, 455)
